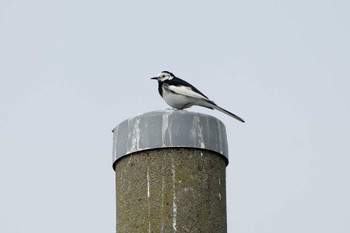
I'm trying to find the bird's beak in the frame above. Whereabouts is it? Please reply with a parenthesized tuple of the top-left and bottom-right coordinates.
(151, 77, 158, 80)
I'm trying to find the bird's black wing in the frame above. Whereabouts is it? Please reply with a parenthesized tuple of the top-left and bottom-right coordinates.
(165, 77, 210, 99)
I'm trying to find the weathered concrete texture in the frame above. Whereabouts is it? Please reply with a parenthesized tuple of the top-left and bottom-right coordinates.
(115, 148, 227, 233)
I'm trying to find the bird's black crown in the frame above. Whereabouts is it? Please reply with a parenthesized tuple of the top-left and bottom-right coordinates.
(161, 71, 175, 77)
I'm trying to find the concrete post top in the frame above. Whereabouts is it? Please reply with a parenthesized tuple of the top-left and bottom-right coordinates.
(112, 110, 229, 169)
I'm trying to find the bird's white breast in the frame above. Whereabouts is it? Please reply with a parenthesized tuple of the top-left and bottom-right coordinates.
(162, 86, 192, 109)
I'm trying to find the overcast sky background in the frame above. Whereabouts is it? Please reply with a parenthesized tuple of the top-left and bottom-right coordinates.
(1, 0, 349, 232)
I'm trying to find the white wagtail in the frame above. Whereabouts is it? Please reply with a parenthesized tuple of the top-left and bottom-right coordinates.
(151, 71, 245, 123)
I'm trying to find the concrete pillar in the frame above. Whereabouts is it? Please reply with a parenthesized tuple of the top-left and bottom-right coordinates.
(112, 110, 229, 233)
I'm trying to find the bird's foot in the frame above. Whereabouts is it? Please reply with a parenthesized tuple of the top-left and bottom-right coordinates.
(165, 108, 187, 112)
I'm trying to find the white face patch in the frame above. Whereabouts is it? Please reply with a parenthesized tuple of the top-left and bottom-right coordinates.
(157, 72, 173, 81)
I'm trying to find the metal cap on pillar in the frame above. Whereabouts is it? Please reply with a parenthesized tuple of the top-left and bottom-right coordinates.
(112, 110, 229, 232)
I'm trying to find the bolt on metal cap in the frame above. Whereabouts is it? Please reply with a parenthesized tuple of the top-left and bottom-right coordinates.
(112, 110, 229, 169)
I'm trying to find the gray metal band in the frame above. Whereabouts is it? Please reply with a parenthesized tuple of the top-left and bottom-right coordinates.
(112, 110, 229, 169)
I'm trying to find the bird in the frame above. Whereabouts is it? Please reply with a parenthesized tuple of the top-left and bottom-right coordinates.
(151, 71, 245, 123)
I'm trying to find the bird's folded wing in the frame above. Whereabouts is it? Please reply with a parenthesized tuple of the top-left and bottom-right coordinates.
(166, 85, 209, 100)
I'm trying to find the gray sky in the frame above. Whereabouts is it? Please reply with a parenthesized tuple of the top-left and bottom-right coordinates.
(1, 0, 349, 232)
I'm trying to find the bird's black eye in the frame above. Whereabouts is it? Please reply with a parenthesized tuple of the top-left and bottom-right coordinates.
(162, 75, 165, 78)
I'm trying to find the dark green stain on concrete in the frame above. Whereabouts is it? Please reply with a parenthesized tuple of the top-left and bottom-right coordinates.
(115, 148, 227, 233)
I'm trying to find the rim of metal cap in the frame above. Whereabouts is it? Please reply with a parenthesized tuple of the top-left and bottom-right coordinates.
(112, 110, 229, 169)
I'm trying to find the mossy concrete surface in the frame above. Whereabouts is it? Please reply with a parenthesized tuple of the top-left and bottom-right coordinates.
(115, 148, 227, 233)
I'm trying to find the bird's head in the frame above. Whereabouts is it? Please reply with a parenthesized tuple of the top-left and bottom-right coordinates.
(151, 71, 175, 82)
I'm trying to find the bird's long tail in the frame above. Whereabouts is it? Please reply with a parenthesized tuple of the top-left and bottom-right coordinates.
(204, 101, 245, 123)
